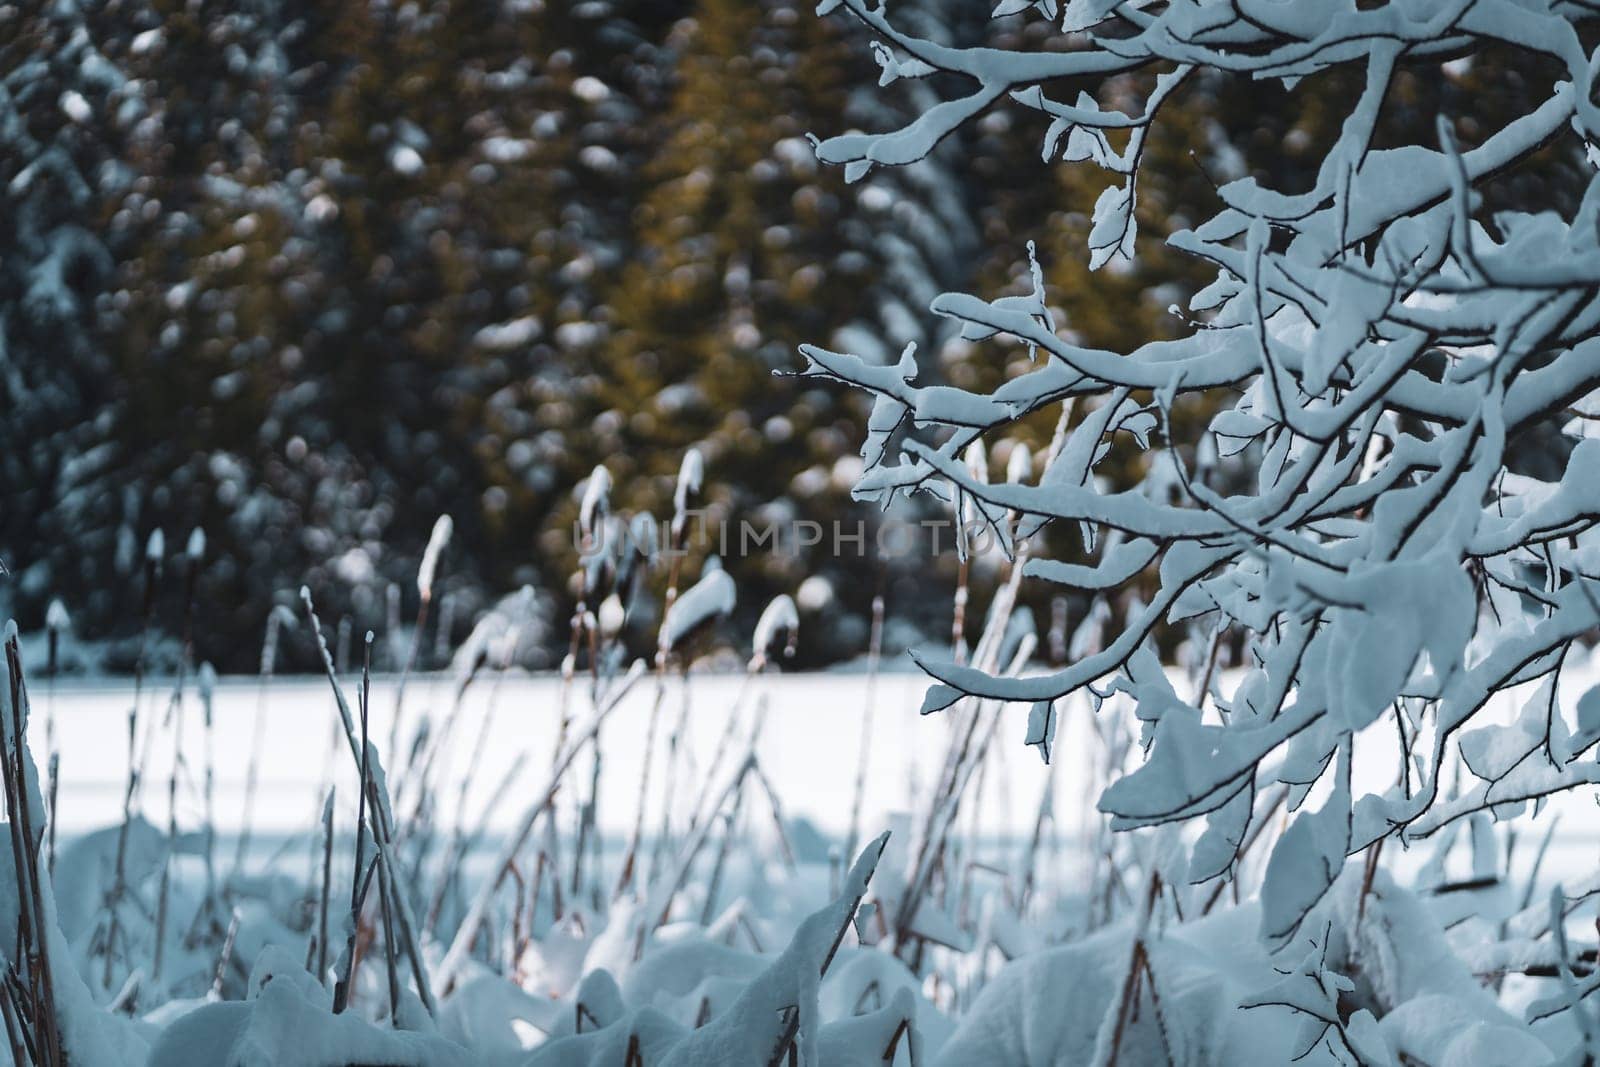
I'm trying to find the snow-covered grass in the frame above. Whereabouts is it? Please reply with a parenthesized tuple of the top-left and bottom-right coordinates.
(9, 619, 1600, 1065)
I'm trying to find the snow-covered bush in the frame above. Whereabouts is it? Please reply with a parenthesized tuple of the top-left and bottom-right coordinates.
(804, 0, 1600, 955)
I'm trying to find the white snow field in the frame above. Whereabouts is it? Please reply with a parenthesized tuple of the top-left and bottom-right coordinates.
(38, 668, 1600, 870)
(19, 664, 1600, 1066)
(39, 671, 1028, 841)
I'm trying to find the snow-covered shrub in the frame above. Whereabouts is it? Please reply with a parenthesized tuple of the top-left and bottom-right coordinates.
(804, 0, 1600, 956)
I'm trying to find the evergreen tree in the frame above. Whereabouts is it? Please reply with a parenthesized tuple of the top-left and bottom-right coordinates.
(0, 0, 147, 631)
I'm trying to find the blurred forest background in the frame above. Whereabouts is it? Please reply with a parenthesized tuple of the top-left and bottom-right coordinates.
(0, 0, 1582, 672)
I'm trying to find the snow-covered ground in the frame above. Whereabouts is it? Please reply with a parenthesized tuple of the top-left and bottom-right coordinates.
(14, 666, 1600, 1065)
(40, 669, 1600, 883)
(40, 671, 1045, 842)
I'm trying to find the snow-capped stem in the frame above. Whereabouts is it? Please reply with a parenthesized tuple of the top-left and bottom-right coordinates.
(43, 601, 63, 826)
(656, 454, 703, 665)
(748, 594, 799, 672)
(671, 448, 703, 544)
(387, 519, 451, 781)
(658, 565, 736, 655)
(417, 514, 453, 604)
(555, 590, 583, 765)
(579, 465, 612, 543)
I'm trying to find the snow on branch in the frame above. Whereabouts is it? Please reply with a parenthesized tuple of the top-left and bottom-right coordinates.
(809, 0, 1600, 946)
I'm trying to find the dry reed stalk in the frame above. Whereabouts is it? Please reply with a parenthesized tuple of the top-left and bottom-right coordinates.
(425, 748, 528, 936)
(199, 669, 218, 902)
(845, 594, 885, 864)
(103, 544, 162, 992)
(395, 665, 480, 841)
(698, 791, 746, 926)
(635, 753, 757, 956)
(421, 640, 516, 930)
(158, 552, 208, 986)
(684, 669, 756, 839)
(891, 592, 1034, 958)
(2, 636, 63, 1066)
(0, 961, 29, 1067)
(646, 676, 694, 887)
(1016, 764, 1055, 917)
(1200, 784, 1288, 916)
(614, 664, 669, 901)
(375, 858, 401, 1022)
(570, 744, 601, 902)
(331, 639, 374, 1015)
(234, 606, 291, 883)
(1099, 872, 1168, 1067)
(304, 598, 435, 1017)
(764, 834, 891, 1067)
(539, 804, 566, 925)
(437, 658, 646, 992)
(316, 788, 335, 987)
(748, 761, 797, 872)
(213, 913, 240, 1000)
(43, 755, 57, 884)
(43, 609, 62, 880)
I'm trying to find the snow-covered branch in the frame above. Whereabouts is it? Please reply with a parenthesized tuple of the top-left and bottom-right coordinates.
(811, 0, 1600, 946)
